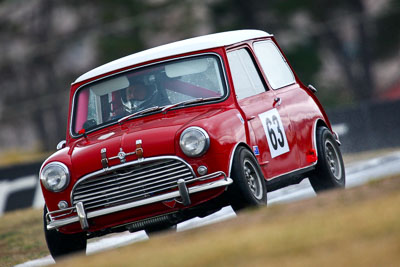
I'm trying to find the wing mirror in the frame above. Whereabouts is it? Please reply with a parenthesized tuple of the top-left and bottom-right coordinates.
(307, 84, 317, 94)
(56, 140, 66, 150)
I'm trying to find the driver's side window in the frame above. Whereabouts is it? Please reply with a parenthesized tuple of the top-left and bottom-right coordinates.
(227, 48, 266, 100)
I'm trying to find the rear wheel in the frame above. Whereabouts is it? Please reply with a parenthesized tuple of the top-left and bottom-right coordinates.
(43, 206, 87, 260)
(229, 147, 267, 210)
(309, 127, 345, 192)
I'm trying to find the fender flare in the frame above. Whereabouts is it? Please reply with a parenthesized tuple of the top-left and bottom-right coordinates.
(312, 118, 341, 159)
(228, 142, 256, 177)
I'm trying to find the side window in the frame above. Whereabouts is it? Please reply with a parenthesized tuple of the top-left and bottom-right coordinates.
(227, 48, 266, 100)
(253, 41, 295, 90)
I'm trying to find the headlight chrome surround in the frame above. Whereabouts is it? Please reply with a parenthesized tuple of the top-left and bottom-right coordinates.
(179, 127, 210, 157)
(40, 162, 70, 192)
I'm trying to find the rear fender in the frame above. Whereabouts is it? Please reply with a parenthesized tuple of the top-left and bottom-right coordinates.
(312, 118, 341, 159)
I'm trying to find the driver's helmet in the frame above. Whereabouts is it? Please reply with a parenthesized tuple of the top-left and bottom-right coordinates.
(122, 79, 156, 111)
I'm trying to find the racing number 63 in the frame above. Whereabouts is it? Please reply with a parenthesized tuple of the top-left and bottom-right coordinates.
(266, 115, 285, 150)
(259, 109, 290, 158)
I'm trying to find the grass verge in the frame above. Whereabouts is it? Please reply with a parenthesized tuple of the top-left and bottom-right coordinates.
(58, 176, 400, 267)
(0, 149, 51, 167)
(0, 208, 48, 267)
(2, 176, 400, 267)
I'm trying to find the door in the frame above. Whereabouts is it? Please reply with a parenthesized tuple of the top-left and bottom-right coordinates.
(253, 40, 315, 169)
(227, 48, 299, 179)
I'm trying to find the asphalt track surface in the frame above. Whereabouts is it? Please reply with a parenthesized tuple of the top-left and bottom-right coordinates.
(17, 150, 400, 267)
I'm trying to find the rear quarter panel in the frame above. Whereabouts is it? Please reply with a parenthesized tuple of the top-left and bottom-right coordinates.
(250, 37, 332, 169)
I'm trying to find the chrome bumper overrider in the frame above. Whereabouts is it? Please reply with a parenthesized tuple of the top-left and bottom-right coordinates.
(46, 171, 232, 231)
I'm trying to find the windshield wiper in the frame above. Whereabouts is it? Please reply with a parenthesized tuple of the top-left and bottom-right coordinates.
(161, 96, 221, 114)
(118, 106, 164, 125)
(117, 96, 221, 124)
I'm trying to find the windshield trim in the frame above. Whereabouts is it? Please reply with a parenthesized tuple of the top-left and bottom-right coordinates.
(69, 52, 230, 139)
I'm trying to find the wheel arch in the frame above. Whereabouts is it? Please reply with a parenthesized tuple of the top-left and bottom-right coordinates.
(228, 142, 256, 177)
(312, 119, 330, 154)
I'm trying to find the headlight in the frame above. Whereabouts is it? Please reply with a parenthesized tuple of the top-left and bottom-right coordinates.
(40, 162, 70, 192)
(180, 127, 210, 157)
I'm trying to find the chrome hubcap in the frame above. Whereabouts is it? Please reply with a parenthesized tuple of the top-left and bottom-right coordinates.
(243, 159, 263, 199)
(325, 140, 342, 180)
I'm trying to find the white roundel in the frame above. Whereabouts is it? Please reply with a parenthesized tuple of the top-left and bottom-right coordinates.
(258, 108, 289, 158)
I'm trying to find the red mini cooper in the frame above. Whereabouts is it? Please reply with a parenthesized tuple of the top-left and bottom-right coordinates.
(40, 30, 345, 259)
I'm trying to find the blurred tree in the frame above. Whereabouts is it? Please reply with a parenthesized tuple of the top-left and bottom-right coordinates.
(1, 0, 398, 154)
(0, 0, 210, 153)
(94, 0, 208, 63)
(284, 0, 376, 102)
(0, 0, 68, 151)
(95, 0, 148, 63)
(210, 0, 400, 105)
(374, 0, 400, 59)
(0, 0, 100, 151)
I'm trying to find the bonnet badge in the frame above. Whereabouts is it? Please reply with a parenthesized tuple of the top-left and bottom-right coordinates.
(100, 139, 144, 169)
(117, 148, 127, 163)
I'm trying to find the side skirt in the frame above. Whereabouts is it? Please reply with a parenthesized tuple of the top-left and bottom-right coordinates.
(266, 165, 315, 192)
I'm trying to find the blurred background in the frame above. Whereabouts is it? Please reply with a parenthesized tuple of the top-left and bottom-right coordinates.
(0, 0, 399, 213)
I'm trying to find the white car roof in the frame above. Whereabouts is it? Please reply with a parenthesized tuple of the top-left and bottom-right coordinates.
(74, 29, 272, 84)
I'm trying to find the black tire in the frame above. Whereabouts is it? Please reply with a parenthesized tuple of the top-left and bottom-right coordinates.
(43, 206, 87, 260)
(229, 147, 267, 210)
(309, 127, 345, 192)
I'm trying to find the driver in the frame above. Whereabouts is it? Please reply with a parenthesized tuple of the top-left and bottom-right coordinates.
(110, 80, 160, 121)
(109, 81, 150, 120)
(125, 81, 149, 111)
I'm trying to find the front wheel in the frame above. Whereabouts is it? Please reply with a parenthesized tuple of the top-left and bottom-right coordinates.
(43, 206, 87, 260)
(228, 147, 267, 210)
(309, 127, 345, 192)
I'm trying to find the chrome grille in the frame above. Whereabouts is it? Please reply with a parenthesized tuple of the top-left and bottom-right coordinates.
(71, 158, 196, 211)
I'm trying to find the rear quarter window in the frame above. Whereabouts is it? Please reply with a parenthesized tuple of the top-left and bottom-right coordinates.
(253, 41, 295, 90)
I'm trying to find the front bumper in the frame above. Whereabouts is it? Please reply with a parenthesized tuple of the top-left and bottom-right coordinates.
(46, 171, 232, 231)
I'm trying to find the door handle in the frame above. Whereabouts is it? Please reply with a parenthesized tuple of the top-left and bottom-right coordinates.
(274, 97, 282, 106)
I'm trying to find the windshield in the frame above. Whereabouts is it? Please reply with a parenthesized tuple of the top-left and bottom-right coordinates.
(72, 55, 227, 135)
